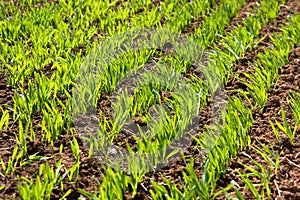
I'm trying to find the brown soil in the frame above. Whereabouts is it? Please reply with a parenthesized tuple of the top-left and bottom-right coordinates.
(217, 47, 300, 199)
(0, 70, 16, 169)
(1, 0, 300, 199)
(0, 71, 104, 199)
(182, 0, 221, 34)
(216, 0, 300, 198)
(127, 0, 300, 199)
(228, 0, 300, 88)
(224, 0, 260, 33)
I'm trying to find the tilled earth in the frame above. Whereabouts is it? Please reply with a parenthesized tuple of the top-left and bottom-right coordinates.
(0, 0, 300, 199)
(217, 47, 300, 199)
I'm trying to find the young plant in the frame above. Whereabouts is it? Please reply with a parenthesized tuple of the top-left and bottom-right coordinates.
(0, 107, 9, 135)
(253, 141, 280, 174)
(1, 145, 24, 177)
(69, 137, 81, 182)
(18, 162, 69, 200)
(288, 90, 300, 125)
(272, 109, 296, 146)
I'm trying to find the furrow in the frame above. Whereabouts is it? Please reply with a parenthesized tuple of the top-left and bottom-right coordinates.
(132, 0, 299, 199)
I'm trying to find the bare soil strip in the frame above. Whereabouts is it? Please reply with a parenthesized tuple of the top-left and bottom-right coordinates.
(0, 68, 106, 199)
(1, 0, 299, 199)
(0, 70, 15, 167)
(0, 76, 103, 198)
(228, 0, 300, 89)
(217, 47, 300, 199)
(126, 0, 300, 199)
(224, 0, 260, 33)
(182, 0, 221, 34)
(215, 0, 300, 198)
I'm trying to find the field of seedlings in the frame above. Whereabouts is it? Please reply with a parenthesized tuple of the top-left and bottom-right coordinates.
(0, 0, 300, 199)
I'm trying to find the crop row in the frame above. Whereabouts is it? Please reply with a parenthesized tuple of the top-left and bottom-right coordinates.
(0, 0, 228, 198)
(0, 0, 299, 199)
(72, 0, 294, 198)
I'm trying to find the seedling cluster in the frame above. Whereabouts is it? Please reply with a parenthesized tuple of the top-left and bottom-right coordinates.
(0, 0, 299, 199)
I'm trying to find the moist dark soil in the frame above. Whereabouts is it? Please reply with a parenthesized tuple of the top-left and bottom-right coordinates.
(127, 0, 300, 199)
(224, 0, 260, 33)
(217, 47, 300, 199)
(182, 0, 221, 34)
(216, 0, 300, 198)
(1, 0, 300, 199)
(0, 70, 16, 172)
(0, 75, 103, 199)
